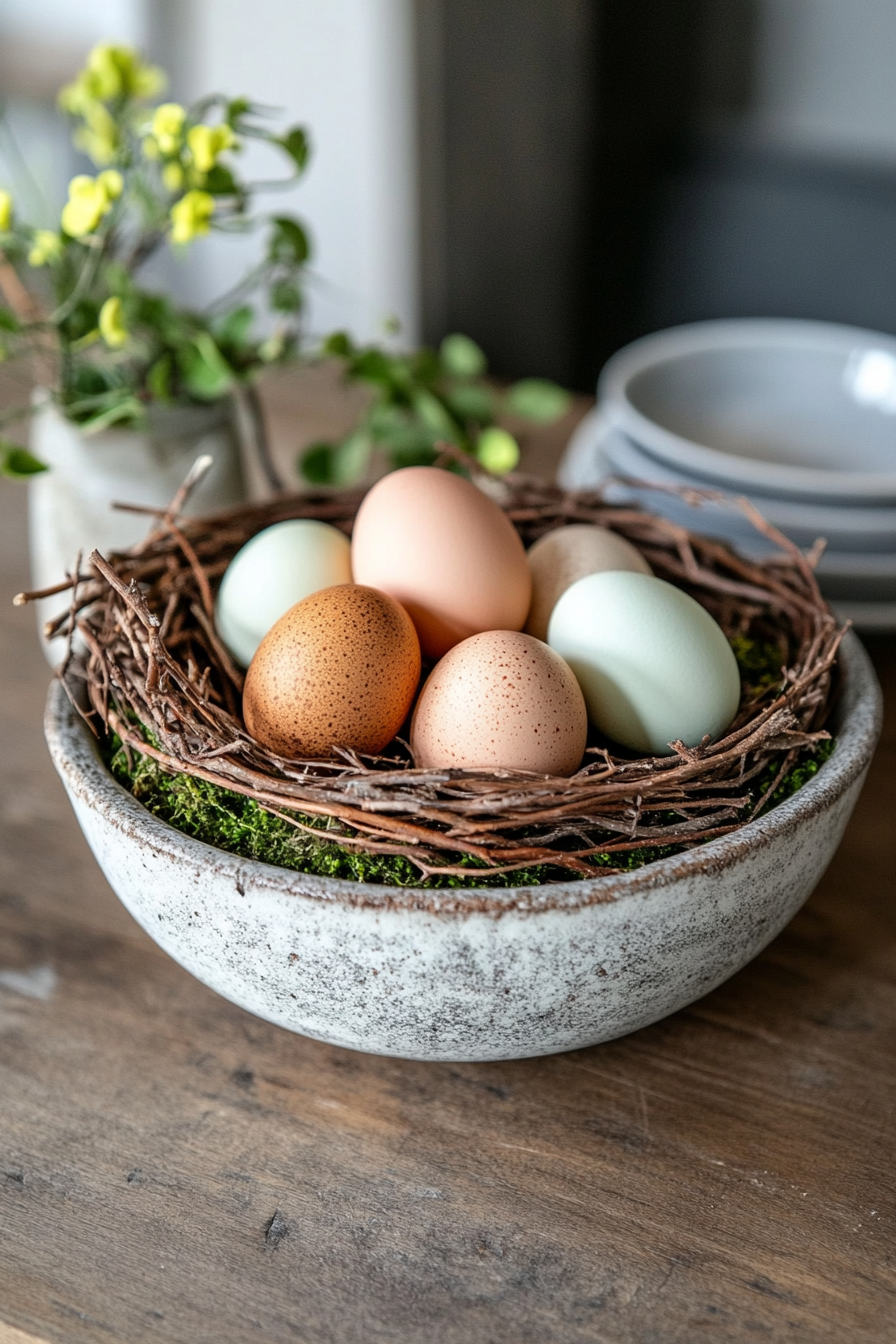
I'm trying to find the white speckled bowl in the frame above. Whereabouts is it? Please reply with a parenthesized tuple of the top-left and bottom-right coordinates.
(45, 633, 881, 1062)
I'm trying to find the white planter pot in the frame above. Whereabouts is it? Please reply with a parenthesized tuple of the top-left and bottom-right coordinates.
(28, 395, 247, 661)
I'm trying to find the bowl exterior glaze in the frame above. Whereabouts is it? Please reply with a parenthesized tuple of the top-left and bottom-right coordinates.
(45, 634, 881, 1062)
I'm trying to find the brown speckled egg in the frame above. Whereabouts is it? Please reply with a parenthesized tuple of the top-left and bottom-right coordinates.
(351, 466, 531, 659)
(525, 524, 652, 642)
(243, 584, 421, 759)
(410, 630, 587, 776)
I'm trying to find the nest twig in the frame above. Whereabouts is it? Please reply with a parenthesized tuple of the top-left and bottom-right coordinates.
(25, 458, 845, 880)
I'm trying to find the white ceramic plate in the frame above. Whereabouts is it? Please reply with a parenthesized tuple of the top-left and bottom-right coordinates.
(599, 320, 896, 503)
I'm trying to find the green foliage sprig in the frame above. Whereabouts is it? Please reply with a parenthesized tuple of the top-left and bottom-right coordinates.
(0, 43, 312, 474)
(299, 330, 571, 486)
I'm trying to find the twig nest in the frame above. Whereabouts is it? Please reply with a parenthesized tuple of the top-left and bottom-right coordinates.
(243, 584, 421, 758)
(548, 571, 742, 755)
(410, 630, 588, 776)
(350, 466, 531, 658)
(525, 523, 651, 643)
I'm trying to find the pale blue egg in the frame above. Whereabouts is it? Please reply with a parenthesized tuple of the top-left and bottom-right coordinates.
(547, 571, 741, 754)
(216, 519, 351, 666)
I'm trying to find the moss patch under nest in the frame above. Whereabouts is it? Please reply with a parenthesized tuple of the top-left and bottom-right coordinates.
(104, 636, 835, 889)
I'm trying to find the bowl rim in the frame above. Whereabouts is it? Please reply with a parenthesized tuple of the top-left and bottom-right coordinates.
(598, 318, 896, 502)
(596, 414, 896, 533)
(44, 630, 882, 917)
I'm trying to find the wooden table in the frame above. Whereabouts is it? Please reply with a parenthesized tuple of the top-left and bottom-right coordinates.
(1, 398, 895, 1343)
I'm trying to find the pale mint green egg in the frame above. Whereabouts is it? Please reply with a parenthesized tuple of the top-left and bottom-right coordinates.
(547, 570, 741, 755)
(216, 519, 351, 666)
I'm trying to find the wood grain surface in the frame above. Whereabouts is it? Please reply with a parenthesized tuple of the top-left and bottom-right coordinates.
(1, 427, 895, 1342)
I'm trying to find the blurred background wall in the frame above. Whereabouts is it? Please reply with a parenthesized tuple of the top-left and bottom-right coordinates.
(4, 0, 896, 387)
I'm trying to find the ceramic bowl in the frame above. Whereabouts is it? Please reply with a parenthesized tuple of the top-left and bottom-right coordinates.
(599, 319, 896, 503)
(559, 409, 896, 630)
(587, 412, 896, 554)
(45, 636, 881, 1063)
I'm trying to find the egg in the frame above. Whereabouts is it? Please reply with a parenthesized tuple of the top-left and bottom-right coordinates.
(525, 524, 652, 642)
(243, 584, 421, 758)
(216, 519, 352, 666)
(547, 571, 741, 755)
(410, 630, 587, 776)
(351, 466, 531, 660)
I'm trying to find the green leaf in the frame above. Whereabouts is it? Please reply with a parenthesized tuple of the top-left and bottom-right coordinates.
(268, 216, 310, 266)
(476, 426, 520, 474)
(215, 305, 254, 349)
(146, 353, 173, 401)
(227, 97, 251, 124)
(278, 126, 310, 173)
(412, 390, 458, 440)
(270, 278, 302, 313)
(80, 397, 146, 434)
(322, 331, 354, 359)
(0, 442, 46, 478)
(178, 333, 234, 401)
(0, 307, 21, 334)
(505, 378, 571, 423)
(440, 333, 487, 378)
(330, 430, 372, 486)
(299, 441, 337, 485)
(443, 382, 494, 424)
(204, 164, 239, 196)
(350, 348, 402, 390)
(298, 431, 371, 486)
(390, 442, 439, 470)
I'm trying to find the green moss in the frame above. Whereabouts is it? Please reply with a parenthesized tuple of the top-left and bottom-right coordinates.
(104, 730, 835, 889)
(729, 633, 787, 698)
(102, 633, 830, 887)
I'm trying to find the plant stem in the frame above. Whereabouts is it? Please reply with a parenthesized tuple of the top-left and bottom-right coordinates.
(244, 381, 284, 491)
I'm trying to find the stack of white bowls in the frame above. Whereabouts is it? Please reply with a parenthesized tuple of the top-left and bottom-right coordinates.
(559, 319, 896, 630)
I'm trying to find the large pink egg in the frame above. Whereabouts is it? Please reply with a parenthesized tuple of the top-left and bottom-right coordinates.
(351, 467, 531, 659)
(410, 630, 587, 776)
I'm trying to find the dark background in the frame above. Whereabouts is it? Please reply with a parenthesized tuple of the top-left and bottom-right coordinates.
(417, 0, 896, 390)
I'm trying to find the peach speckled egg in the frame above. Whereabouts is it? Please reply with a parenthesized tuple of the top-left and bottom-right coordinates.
(525, 524, 652, 642)
(410, 630, 587, 777)
(351, 466, 531, 660)
(243, 584, 421, 759)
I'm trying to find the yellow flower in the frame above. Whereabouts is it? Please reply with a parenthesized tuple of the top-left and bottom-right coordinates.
(85, 44, 126, 100)
(152, 103, 186, 155)
(170, 189, 215, 244)
(130, 56, 166, 100)
(59, 46, 165, 117)
(60, 173, 118, 238)
(162, 162, 184, 193)
(99, 297, 128, 349)
(187, 123, 236, 174)
(28, 231, 63, 267)
(87, 44, 165, 102)
(0, 190, 12, 232)
(97, 169, 124, 200)
(73, 100, 119, 166)
(142, 135, 160, 161)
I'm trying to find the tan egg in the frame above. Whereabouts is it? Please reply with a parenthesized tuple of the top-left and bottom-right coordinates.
(410, 630, 587, 777)
(525, 524, 652, 642)
(243, 584, 421, 759)
(351, 466, 531, 659)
